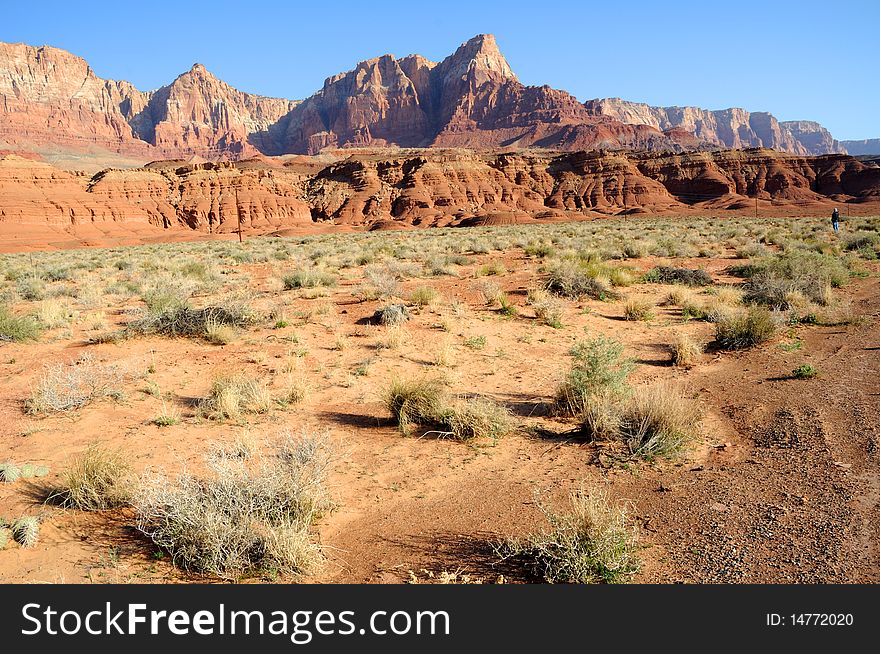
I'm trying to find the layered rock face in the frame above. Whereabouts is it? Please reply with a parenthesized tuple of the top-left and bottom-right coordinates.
(841, 139, 880, 156)
(5, 35, 853, 164)
(3, 148, 878, 244)
(0, 43, 153, 157)
(0, 42, 295, 161)
(781, 121, 844, 155)
(130, 64, 298, 158)
(587, 98, 847, 155)
(275, 35, 687, 155)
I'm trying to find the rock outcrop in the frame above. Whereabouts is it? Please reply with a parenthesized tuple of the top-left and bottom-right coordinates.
(2, 36, 854, 165)
(2, 148, 878, 248)
(841, 139, 880, 156)
(586, 98, 846, 155)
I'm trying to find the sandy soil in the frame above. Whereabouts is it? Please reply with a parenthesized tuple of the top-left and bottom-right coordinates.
(0, 232, 877, 584)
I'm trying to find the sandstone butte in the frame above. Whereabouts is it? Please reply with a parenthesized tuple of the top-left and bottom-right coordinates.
(0, 34, 863, 166)
(1, 147, 879, 251)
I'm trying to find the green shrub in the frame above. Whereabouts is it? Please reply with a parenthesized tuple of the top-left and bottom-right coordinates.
(0, 306, 41, 342)
(282, 270, 337, 290)
(555, 337, 633, 416)
(791, 364, 819, 379)
(743, 251, 849, 308)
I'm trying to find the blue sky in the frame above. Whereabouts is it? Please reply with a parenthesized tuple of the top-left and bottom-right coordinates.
(2, 0, 877, 140)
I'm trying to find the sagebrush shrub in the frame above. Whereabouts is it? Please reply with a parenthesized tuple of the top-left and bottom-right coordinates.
(135, 431, 332, 578)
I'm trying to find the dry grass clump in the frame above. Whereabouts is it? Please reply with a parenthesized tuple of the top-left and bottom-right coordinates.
(36, 299, 77, 328)
(198, 374, 274, 421)
(383, 378, 513, 440)
(49, 445, 135, 510)
(26, 353, 126, 414)
(623, 298, 654, 321)
(497, 488, 640, 584)
(204, 316, 237, 345)
(545, 261, 616, 300)
(527, 288, 564, 328)
(714, 307, 778, 349)
(618, 384, 702, 460)
(135, 431, 332, 579)
(669, 334, 703, 368)
(645, 266, 713, 287)
(383, 377, 447, 435)
(440, 397, 514, 441)
(409, 286, 440, 307)
(0, 305, 41, 342)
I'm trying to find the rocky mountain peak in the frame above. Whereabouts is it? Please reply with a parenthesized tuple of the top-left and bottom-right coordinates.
(439, 33, 517, 88)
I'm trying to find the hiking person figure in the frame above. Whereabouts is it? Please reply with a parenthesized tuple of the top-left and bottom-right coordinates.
(831, 207, 840, 234)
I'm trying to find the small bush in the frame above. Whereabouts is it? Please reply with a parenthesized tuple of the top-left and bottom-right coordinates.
(12, 516, 40, 548)
(618, 384, 701, 459)
(198, 375, 274, 422)
(623, 299, 654, 321)
(555, 337, 633, 417)
(791, 364, 819, 379)
(843, 232, 879, 252)
(670, 334, 702, 368)
(135, 431, 332, 578)
(497, 294, 518, 317)
(0, 527, 9, 549)
(0, 305, 41, 342)
(374, 304, 410, 326)
(129, 302, 257, 340)
(527, 288, 564, 328)
(409, 286, 439, 307)
(715, 307, 778, 349)
(383, 377, 446, 435)
(204, 317, 237, 345)
(743, 251, 849, 308)
(463, 335, 487, 350)
(645, 267, 713, 287)
(546, 262, 616, 300)
(152, 402, 181, 426)
(26, 353, 126, 414)
(442, 397, 514, 441)
(282, 270, 336, 290)
(498, 489, 640, 584)
(51, 445, 135, 510)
